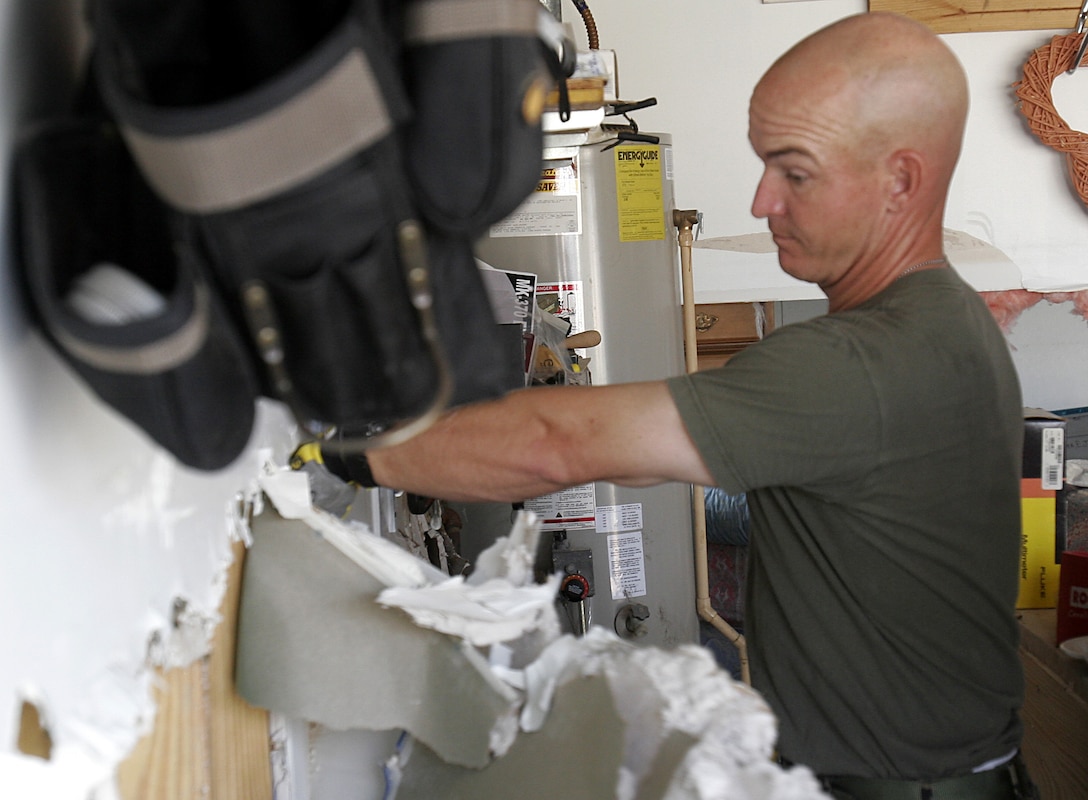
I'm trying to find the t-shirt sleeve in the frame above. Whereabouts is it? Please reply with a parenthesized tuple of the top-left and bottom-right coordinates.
(666, 320, 881, 495)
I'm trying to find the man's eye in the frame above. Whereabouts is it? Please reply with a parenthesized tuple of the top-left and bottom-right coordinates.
(786, 171, 808, 184)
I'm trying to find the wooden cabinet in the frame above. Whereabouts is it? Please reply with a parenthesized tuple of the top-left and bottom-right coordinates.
(1017, 609, 1088, 798)
(692, 302, 775, 371)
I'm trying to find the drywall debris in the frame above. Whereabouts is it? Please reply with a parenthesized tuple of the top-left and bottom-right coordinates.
(393, 674, 627, 800)
(505, 628, 824, 800)
(247, 464, 823, 799)
(378, 511, 560, 647)
(389, 627, 826, 800)
(234, 507, 520, 768)
(258, 464, 442, 589)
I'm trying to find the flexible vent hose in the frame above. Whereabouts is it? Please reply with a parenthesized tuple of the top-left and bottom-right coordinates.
(570, 0, 599, 50)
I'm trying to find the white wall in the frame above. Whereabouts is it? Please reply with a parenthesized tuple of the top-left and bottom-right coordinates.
(0, 3, 297, 796)
(2, 1, 1087, 797)
(577, 0, 1088, 407)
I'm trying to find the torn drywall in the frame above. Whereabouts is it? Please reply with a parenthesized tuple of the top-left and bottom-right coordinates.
(377, 511, 561, 647)
(384, 624, 827, 800)
(234, 505, 522, 768)
(1, 394, 296, 800)
(243, 469, 825, 800)
(392, 674, 628, 800)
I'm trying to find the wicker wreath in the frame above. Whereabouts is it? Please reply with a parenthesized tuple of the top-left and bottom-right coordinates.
(1014, 33, 1088, 207)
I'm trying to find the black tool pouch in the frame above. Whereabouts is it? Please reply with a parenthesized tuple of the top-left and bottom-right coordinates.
(90, 1, 533, 448)
(93, 11, 443, 432)
(11, 119, 260, 470)
(400, 0, 547, 236)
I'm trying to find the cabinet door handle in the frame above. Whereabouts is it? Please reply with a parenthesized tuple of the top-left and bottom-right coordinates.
(695, 312, 718, 333)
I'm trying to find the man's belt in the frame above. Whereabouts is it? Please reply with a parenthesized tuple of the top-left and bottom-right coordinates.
(817, 753, 1037, 800)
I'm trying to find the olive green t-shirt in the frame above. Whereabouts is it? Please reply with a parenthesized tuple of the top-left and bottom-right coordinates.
(668, 268, 1024, 779)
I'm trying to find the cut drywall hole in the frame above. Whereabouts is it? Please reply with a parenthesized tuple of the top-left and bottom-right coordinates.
(17, 698, 53, 760)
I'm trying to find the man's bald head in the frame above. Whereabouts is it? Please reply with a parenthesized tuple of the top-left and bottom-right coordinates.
(747, 13, 969, 309)
(755, 12, 968, 179)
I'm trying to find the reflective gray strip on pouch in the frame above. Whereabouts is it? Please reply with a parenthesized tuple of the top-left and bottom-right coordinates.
(54, 284, 212, 375)
(405, 0, 540, 43)
(121, 49, 392, 214)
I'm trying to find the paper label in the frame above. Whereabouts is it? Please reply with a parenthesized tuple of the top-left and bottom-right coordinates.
(596, 503, 643, 533)
(1041, 427, 1064, 491)
(1019, 491, 1060, 608)
(490, 162, 580, 237)
(607, 531, 647, 600)
(535, 281, 585, 337)
(523, 483, 597, 531)
(614, 145, 665, 242)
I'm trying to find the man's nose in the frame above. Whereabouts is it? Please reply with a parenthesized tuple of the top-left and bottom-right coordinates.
(751, 173, 782, 218)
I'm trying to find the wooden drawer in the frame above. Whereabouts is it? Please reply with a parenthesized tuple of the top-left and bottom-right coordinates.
(692, 302, 774, 370)
(1017, 609, 1088, 798)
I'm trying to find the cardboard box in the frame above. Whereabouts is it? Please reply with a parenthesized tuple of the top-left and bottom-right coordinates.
(1056, 550, 1088, 645)
(1062, 486, 1088, 554)
(1051, 405, 1088, 461)
(1018, 410, 1066, 609)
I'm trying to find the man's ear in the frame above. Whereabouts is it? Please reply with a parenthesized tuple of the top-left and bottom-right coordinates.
(886, 149, 922, 211)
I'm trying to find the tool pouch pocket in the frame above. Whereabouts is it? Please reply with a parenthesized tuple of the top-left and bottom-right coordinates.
(400, 0, 547, 235)
(93, 11, 450, 430)
(177, 142, 442, 427)
(12, 120, 260, 470)
(91, 3, 526, 437)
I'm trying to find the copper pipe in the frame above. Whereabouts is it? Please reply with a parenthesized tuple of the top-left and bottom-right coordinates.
(673, 208, 750, 685)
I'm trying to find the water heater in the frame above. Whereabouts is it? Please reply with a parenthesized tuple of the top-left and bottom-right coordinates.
(470, 130, 699, 649)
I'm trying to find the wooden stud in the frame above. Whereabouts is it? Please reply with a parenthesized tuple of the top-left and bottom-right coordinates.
(116, 540, 272, 799)
(869, 1, 1082, 34)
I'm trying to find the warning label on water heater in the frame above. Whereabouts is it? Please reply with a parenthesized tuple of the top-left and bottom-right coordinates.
(614, 145, 665, 243)
(489, 162, 580, 238)
(607, 531, 647, 599)
(523, 483, 597, 531)
(596, 502, 642, 533)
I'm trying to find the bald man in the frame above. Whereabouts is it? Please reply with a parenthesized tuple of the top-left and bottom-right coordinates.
(361, 13, 1035, 796)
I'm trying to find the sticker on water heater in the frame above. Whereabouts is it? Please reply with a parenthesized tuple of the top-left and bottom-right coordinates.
(488, 161, 580, 238)
(607, 531, 647, 600)
(535, 282, 586, 337)
(614, 145, 665, 243)
(1041, 428, 1064, 491)
(596, 503, 643, 533)
(523, 483, 597, 531)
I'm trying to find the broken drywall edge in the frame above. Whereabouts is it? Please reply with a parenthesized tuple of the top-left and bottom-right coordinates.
(495, 628, 825, 800)
(386, 627, 826, 800)
(467, 508, 541, 586)
(258, 464, 446, 589)
(234, 507, 521, 768)
(19, 660, 160, 800)
(378, 575, 561, 647)
(246, 473, 822, 799)
(0, 399, 298, 798)
(391, 673, 628, 800)
(376, 511, 561, 648)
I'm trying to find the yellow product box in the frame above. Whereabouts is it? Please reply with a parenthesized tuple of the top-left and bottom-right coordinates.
(1018, 410, 1066, 609)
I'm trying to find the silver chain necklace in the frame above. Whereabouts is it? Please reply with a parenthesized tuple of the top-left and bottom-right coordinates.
(898, 255, 948, 280)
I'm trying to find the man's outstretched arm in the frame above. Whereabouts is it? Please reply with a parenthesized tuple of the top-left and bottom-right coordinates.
(366, 381, 715, 503)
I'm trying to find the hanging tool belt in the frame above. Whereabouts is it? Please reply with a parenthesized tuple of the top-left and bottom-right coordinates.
(13, 0, 555, 469)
